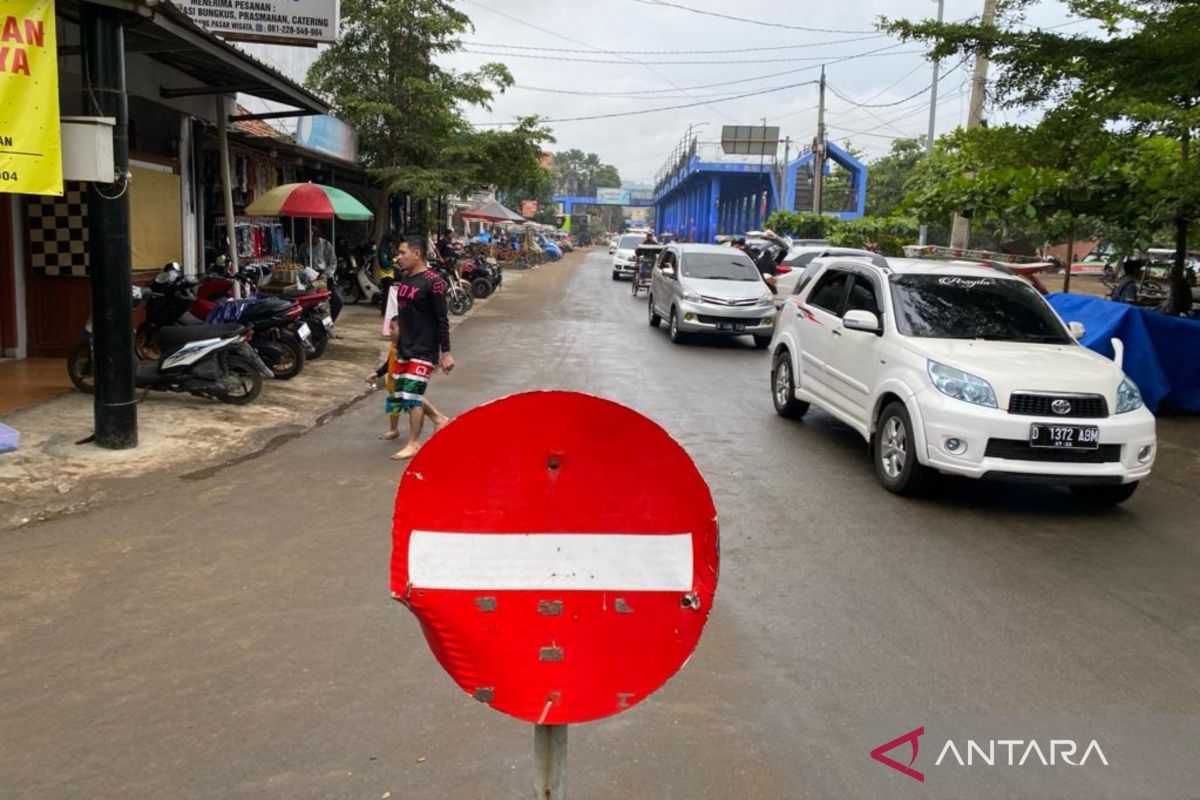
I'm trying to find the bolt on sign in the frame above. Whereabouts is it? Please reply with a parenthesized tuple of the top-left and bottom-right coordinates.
(0, 0, 62, 196)
(391, 391, 720, 726)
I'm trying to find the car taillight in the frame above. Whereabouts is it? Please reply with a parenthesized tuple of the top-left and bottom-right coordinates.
(777, 265, 792, 274)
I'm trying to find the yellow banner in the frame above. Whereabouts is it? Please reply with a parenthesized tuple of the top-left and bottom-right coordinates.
(0, 0, 61, 196)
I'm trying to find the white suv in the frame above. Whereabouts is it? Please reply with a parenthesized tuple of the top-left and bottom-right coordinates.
(769, 257, 1157, 505)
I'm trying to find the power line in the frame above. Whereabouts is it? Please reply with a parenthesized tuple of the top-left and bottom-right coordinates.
(827, 81, 935, 109)
(461, 0, 738, 123)
(510, 43, 916, 97)
(474, 79, 820, 126)
(632, 0, 877, 34)
(460, 41, 914, 65)
(462, 33, 891, 54)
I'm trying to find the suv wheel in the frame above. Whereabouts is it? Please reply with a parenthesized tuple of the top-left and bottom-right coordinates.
(874, 402, 931, 495)
(648, 295, 661, 328)
(1069, 482, 1139, 506)
(612, 269, 620, 280)
(668, 308, 684, 344)
(771, 351, 808, 419)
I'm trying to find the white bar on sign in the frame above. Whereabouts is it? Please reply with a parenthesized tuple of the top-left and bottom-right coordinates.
(408, 531, 694, 591)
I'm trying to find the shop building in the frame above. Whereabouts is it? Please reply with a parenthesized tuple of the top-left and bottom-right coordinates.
(0, 0, 353, 365)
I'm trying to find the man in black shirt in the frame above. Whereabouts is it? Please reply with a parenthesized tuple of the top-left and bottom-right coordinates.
(390, 234, 455, 460)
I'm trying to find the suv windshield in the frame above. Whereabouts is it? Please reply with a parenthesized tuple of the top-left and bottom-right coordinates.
(681, 253, 761, 281)
(890, 274, 1072, 344)
(619, 235, 643, 250)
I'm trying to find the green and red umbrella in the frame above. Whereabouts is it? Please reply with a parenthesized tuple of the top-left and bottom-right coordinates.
(245, 182, 374, 220)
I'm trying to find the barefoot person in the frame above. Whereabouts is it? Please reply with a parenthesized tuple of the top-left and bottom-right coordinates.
(389, 234, 454, 460)
(368, 315, 450, 442)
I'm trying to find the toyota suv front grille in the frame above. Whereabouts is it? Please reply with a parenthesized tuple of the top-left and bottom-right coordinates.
(1008, 393, 1108, 418)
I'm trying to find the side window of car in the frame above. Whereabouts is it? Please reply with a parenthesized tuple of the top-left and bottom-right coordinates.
(845, 274, 881, 316)
(808, 269, 851, 314)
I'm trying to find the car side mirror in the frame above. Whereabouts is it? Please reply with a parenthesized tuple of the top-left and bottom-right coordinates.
(842, 309, 882, 334)
(1068, 321, 1086, 340)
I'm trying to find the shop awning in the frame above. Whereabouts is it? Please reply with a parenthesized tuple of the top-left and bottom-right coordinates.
(59, 0, 330, 115)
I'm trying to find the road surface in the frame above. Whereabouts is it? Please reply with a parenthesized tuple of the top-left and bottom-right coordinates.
(2, 249, 1198, 798)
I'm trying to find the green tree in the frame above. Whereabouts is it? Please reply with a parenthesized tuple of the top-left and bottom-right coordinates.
(884, 0, 1200, 310)
(865, 137, 926, 217)
(552, 149, 622, 196)
(307, 0, 552, 202)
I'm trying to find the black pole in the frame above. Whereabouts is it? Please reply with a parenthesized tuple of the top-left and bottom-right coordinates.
(82, 3, 137, 448)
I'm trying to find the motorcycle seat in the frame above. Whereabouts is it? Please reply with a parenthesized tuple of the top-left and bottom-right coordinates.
(281, 288, 330, 300)
(157, 323, 245, 347)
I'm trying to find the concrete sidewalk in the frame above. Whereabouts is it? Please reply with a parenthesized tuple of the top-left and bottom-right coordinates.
(0, 258, 551, 531)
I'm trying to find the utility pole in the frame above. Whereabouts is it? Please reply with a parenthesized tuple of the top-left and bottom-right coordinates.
(82, 2, 136, 449)
(812, 65, 826, 214)
(950, 0, 998, 249)
(918, 0, 945, 247)
(779, 136, 792, 210)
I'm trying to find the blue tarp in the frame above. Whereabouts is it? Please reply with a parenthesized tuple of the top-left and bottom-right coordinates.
(1047, 293, 1200, 413)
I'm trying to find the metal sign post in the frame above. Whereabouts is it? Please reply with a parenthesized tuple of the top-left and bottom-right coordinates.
(534, 724, 567, 799)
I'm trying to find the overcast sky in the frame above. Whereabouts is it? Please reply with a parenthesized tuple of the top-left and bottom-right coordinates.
(240, 0, 1086, 185)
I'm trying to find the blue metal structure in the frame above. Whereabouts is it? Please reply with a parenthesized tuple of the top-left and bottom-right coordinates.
(552, 193, 655, 216)
(652, 140, 868, 242)
(784, 141, 868, 223)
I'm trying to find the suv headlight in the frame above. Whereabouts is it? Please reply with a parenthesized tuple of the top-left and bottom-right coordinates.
(927, 360, 998, 408)
(1116, 377, 1143, 413)
(681, 287, 701, 303)
(756, 291, 774, 306)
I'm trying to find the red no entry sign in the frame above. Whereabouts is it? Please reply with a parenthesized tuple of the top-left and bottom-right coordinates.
(391, 391, 720, 725)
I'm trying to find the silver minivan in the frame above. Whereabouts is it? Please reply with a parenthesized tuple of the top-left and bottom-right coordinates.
(648, 244, 776, 348)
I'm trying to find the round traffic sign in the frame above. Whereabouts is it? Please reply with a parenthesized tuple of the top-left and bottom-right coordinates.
(391, 391, 719, 725)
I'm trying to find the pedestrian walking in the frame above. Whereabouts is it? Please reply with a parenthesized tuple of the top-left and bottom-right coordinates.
(388, 234, 455, 460)
(378, 229, 398, 317)
(368, 315, 450, 442)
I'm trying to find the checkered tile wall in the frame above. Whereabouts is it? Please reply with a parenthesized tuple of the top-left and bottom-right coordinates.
(27, 183, 90, 277)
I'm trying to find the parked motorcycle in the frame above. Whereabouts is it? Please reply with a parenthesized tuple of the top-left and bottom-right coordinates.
(336, 249, 383, 305)
(432, 261, 475, 316)
(68, 288, 270, 404)
(204, 294, 308, 380)
(459, 255, 502, 299)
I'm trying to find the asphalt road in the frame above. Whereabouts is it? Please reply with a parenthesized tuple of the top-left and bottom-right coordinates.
(2, 249, 1198, 799)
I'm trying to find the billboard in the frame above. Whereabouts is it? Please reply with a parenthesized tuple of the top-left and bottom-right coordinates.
(177, 0, 339, 45)
(520, 200, 538, 217)
(0, 0, 62, 195)
(720, 125, 780, 156)
(295, 115, 357, 162)
(595, 187, 631, 206)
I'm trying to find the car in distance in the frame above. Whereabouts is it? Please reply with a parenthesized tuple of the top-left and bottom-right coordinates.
(611, 233, 646, 280)
(769, 257, 1156, 505)
(648, 244, 777, 348)
(776, 246, 886, 297)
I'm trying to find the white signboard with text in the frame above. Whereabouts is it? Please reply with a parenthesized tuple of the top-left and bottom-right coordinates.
(178, 0, 339, 46)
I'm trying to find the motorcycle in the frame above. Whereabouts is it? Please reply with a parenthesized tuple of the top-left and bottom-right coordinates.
(336, 247, 383, 306)
(459, 255, 502, 299)
(432, 261, 475, 316)
(204, 294, 308, 380)
(68, 288, 271, 404)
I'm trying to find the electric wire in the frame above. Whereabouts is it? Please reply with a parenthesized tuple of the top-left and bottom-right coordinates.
(473, 79, 820, 126)
(462, 33, 891, 54)
(460, 40, 916, 65)
(631, 0, 878, 34)
(510, 43, 915, 97)
(461, 0, 738, 123)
